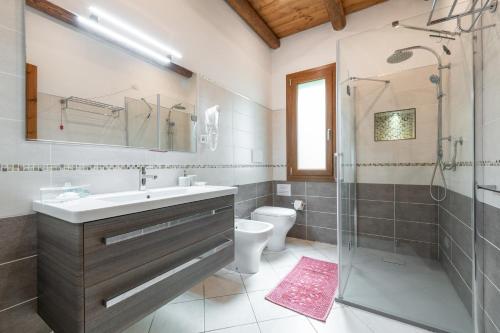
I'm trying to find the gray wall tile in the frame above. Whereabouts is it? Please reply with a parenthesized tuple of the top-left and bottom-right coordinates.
(235, 184, 257, 202)
(235, 199, 256, 219)
(0, 257, 37, 310)
(0, 215, 37, 264)
(441, 190, 472, 226)
(439, 207, 454, 235)
(395, 203, 437, 223)
(257, 181, 273, 197)
(439, 226, 452, 259)
(256, 195, 273, 208)
(395, 221, 438, 243)
(358, 234, 394, 252)
(396, 240, 438, 259)
(288, 224, 307, 240)
(357, 217, 394, 237)
(441, 251, 473, 315)
(307, 226, 336, 244)
(483, 237, 500, 294)
(0, 300, 51, 333)
(273, 195, 305, 210)
(452, 242, 473, 289)
(484, 277, 500, 329)
(307, 211, 336, 228)
(357, 199, 394, 219)
(484, 203, 500, 250)
(307, 196, 336, 213)
(395, 184, 437, 204)
(357, 183, 394, 201)
(452, 219, 473, 258)
(306, 182, 336, 197)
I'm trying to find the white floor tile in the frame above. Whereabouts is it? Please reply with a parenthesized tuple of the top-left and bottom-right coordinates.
(241, 263, 281, 292)
(171, 282, 204, 303)
(259, 316, 316, 333)
(149, 300, 204, 333)
(264, 250, 299, 270)
(204, 294, 257, 331)
(204, 271, 245, 298)
(308, 306, 373, 333)
(207, 323, 260, 333)
(288, 247, 330, 261)
(122, 312, 155, 333)
(247, 290, 298, 322)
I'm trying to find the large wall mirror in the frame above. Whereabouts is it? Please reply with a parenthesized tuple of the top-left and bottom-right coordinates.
(24, 1, 197, 152)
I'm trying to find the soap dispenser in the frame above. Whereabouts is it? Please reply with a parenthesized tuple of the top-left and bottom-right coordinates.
(178, 170, 190, 187)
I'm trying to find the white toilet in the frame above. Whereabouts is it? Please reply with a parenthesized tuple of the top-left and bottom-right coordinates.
(251, 206, 297, 252)
(234, 219, 274, 274)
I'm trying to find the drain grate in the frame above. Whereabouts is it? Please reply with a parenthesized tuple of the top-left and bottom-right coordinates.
(382, 257, 406, 265)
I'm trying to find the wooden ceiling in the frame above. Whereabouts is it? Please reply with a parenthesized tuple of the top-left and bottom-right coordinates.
(226, 0, 387, 49)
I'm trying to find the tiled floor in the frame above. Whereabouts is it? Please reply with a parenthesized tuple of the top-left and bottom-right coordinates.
(123, 238, 430, 333)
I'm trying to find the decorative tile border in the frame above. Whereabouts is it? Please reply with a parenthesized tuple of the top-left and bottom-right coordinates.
(356, 161, 475, 167)
(2, 161, 495, 172)
(0, 163, 288, 172)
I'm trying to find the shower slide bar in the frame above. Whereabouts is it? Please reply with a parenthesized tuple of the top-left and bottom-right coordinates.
(427, 0, 497, 32)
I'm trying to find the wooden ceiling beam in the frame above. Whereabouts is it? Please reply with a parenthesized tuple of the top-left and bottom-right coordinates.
(225, 0, 280, 49)
(323, 0, 346, 31)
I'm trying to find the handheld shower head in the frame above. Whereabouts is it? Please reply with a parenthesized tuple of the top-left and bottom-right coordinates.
(442, 45, 451, 55)
(429, 74, 440, 84)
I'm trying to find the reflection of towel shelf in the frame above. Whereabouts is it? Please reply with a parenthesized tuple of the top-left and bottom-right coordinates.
(61, 96, 124, 118)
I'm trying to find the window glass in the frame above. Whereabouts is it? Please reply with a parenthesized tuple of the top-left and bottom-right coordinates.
(296, 79, 326, 170)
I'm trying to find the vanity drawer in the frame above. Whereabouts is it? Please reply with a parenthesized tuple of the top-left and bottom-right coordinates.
(84, 230, 234, 333)
(83, 195, 234, 287)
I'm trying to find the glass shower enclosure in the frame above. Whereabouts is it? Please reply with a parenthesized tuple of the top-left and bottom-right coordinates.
(335, 8, 476, 333)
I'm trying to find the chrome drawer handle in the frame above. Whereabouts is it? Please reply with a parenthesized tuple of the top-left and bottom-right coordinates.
(104, 239, 233, 308)
(212, 205, 233, 215)
(103, 205, 233, 245)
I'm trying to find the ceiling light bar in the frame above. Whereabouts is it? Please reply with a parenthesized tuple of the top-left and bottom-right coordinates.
(89, 6, 182, 59)
(76, 15, 171, 65)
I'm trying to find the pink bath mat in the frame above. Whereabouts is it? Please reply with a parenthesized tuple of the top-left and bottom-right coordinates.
(265, 256, 338, 321)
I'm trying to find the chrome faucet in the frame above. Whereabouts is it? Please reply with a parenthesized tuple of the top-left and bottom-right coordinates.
(139, 166, 158, 191)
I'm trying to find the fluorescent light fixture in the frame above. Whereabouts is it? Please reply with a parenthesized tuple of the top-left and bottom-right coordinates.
(76, 15, 171, 65)
(89, 6, 182, 59)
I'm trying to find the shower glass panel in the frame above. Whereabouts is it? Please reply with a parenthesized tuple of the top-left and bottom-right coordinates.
(297, 79, 327, 170)
(336, 8, 475, 333)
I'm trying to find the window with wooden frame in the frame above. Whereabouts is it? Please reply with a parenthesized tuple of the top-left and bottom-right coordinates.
(286, 63, 336, 182)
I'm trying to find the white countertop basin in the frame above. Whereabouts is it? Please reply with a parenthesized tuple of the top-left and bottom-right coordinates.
(33, 186, 238, 223)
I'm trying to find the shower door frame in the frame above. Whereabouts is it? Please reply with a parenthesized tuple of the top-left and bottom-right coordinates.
(334, 28, 480, 333)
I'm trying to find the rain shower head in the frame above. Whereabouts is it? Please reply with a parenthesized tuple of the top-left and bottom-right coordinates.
(387, 50, 414, 64)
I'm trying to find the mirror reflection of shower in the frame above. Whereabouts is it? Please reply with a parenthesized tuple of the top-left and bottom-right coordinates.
(166, 103, 186, 151)
(140, 98, 153, 119)
(386, 45, 454, 202)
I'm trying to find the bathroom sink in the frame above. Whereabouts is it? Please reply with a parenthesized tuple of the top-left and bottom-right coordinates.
(98, 187, 189, 203)
(33, 185, 237, 223)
